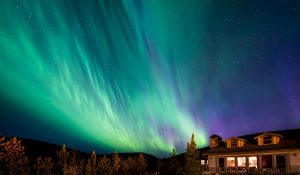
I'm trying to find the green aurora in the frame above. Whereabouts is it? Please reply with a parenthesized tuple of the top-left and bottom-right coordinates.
(1, 0, 300, 155)
(0, 0, 211, 154)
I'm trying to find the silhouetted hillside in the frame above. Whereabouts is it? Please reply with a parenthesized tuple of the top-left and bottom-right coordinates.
(8, 137, 159, 171)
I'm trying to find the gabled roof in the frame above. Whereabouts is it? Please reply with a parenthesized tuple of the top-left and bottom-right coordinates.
(204, 140, 300, 155)
(203, 128, 300, 155)
(224, 137, 247, 142)
(210, 134, 222, 138)
(254, 132, 283, 139)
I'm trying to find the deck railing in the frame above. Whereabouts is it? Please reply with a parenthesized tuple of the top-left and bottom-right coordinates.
(203, 166, 300, 174)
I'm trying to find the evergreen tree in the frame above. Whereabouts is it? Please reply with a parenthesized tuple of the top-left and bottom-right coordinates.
(96, 155, 111, 175)
(90, 150, 97, 175)
(136, 153, 147, 175)
(33, 156, 45, 175)
(170, 148, 176, 157)
(57, 144, 69, 174)
(69, 150, 78, 175)
(0, 136, 5, 159)
(85, 158, 92, 175)
(120, 158, 130, 175)
(0, 136, 5, 174)
(1, 137, 25, 175)
(112, 153, 121, 175)
(126, 156, 137, 174)
(18, 156, 30, 175)
(44, 157, 53, 175)
(77, 159, 85, 175)
(183, 133, 200, 175)
(168, 148, 181, 174)
(34, 156, 45, 175)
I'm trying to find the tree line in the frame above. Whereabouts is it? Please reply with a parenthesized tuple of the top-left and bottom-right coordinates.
(0, 134, 202, 175)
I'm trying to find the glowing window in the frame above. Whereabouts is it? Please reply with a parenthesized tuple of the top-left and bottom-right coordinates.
(227, 157, 235, 167)
(201, 160, 205, 165)
(237, 157, 246, 167)
(248, 156, 258, 168)
(231, 139, 237, 147)
(263, 136, 272, 144)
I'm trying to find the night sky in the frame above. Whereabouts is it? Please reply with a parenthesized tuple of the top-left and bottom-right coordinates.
(0, 0, 300, 156)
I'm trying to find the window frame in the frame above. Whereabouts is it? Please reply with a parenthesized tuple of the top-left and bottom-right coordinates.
(226, 157, 236, 167)
(248, 156, 258, 168)
(237, 157, 246, 167)
(231, 139, 238, 148)
(263, 136, 273, 145)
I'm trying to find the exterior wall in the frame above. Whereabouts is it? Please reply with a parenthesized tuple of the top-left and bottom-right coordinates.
(272, 136, 280, 144)
(257, 137, 263, 145)
(238, 140, 246, 147)
(290, 152, 300, 166)
(226, 141, 230, 148)
(207, 151, 300, 169)
(208, 156, 217, 168)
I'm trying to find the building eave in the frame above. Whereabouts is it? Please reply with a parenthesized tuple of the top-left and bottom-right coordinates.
(203, 147, 300, 156)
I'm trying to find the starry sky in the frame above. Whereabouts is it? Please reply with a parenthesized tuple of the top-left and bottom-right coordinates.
(0, 0, 300, 156)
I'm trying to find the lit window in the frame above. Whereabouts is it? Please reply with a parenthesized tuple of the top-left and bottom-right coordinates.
(201, 160, 205, 165)
(263, 136, 272, 144)
(248, 156, 257, 168)
(231, 139, 237, 147)
(227, 157, 235, 167)
(237, 157, 246, 167)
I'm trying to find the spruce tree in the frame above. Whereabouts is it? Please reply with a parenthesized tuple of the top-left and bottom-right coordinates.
(126, 156, 137, 174)
(183, 133, 200, 175)
(97, 155, 110, 174)
(57, 144, 69, 174)
(85, 158, 92, 175)
(0, 136, 5, 174)
(170, 148, 176, 157)
(19, 156, 30, 175)
(0, 136, 5, 159)
(136, 153, 147, 175)
(44, 157, 53, 175)
(69, 150, 77, 175)
(1, 137, 25, 175)
(34, 156, 45, 175)
(90, 150, 97, 175)
(112, 153, 121, 175)
(168, 148, 181, 174)
(120, 158, 130, 175)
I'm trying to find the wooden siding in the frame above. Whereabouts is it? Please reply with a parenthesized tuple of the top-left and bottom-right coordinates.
(226, 138, 246, 148)
(257, 135, 281, 145)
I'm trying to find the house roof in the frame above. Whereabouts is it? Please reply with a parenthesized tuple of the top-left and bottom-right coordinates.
(224, 137, 247, 142)
(254, 132, 283, 139)
(203, 128, 300, 155)
(210, 134, 222, 138)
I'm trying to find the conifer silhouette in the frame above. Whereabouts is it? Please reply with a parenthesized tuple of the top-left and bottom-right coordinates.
(183, 133, 200, 175)
(0, 137, 25, 175)
(112, 153, 121, 175)
(136, 153, 147, 175)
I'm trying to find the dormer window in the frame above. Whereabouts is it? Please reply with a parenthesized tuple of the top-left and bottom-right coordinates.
(263, 136, 272, 144)
(225, 137, 246, 148)
(231, 139, 237, 148)
(254, 133, 283, 146)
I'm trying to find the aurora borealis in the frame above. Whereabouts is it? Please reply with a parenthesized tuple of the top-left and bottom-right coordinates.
(0, 0, 300, 156)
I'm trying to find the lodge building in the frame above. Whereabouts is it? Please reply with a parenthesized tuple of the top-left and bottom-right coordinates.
(202, 129, 300, 174)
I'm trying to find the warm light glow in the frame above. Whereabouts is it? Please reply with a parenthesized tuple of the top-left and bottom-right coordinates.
(227, 157, 235, 167)
(248, 156, 257, 168)
(237, 157, 246, 167)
